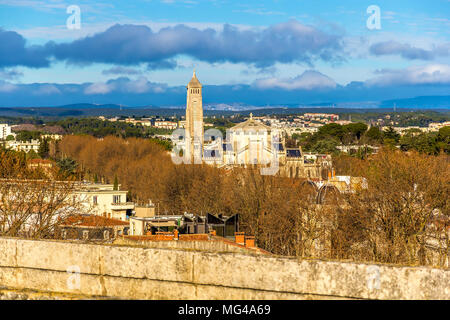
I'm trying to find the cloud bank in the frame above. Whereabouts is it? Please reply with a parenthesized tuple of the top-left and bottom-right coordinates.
(0, 29, 49, 68)
(369, 64, 450, 86)
(253, 70, 337, 90)
(369, 41, 450, 60)
(1, 20, 344, 69)
(0, 64, 448, 107)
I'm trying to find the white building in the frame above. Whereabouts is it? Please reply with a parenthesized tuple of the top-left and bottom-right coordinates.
(428, 122, 450, 132)
(72, 183, 135, 221)
(203, 113, 283, 167)
(154, 120, 178, 130)
(4, 139, 40, 153)
(0, 124, 12, 140)
(41, 134, 63, 140)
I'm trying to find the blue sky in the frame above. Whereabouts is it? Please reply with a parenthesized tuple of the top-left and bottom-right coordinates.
(0, 0, 449, 106)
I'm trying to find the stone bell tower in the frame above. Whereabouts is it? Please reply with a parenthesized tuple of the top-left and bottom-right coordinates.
(185, 70, 203, 164)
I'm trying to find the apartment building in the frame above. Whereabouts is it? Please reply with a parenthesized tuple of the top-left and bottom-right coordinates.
(0, 124, 12, 140)
(153, 120, 178, 130)
(72, 183, 135, 221)
(4, 139, 40, 153)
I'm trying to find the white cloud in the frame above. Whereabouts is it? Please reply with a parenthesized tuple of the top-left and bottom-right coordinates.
(84, 82, 114, 94)
(33, 84, 61, 95)
(0, 69, 23, 80)
(253, 70, 337, 90)
(368, 64, 450, 86)
(0, 81, 17, 92)
(83, 77, 167, 94)
(124, 77, 151, 93)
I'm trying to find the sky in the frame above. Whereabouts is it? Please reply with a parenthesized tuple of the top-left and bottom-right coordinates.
(0, 0, 449, 107)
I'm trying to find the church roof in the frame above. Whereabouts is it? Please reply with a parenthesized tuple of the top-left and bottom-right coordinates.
(187, 71, 202, 88)
(231, 113, 271, 131)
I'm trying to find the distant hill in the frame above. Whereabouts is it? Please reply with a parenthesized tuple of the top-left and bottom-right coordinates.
(56, 103, 125, 109)
(380, 96, 450, 109)
(0, 95, 447, 119)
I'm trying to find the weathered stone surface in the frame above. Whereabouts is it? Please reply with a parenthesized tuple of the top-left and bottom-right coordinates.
(15, 239, 101, 274)
(0, 238, 17, 267)
(0, 237, 448, 300)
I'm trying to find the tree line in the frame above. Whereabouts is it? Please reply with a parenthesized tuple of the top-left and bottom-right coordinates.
(290, 123, 449, 155)
(55, 135, 449, 267)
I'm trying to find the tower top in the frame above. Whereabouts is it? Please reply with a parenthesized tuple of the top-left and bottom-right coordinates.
(187, 70, 202, 88)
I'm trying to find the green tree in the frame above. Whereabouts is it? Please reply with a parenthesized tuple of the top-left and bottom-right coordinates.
(26, 149, 39, 160)
(310, 138, 339, 154)
(113, 175, 119, 190)
(56, 157, 78, 178)
(317, 123, 345, 142)
(364, 126, 383, 144)
(16, 131, 41, 142)
(38, 138, 50, 159)
(383, 127, 400, 146)
(437, 126, 450, 154)
(343, 122, 368, 141)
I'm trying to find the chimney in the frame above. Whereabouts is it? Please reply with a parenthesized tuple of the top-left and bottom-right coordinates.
(245, 236, 255, 248)
(235, 232, 245, 245)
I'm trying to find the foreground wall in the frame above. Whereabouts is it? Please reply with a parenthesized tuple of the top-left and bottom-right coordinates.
(0, 237, 448, 300)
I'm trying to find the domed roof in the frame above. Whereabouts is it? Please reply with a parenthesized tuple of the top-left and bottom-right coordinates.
(187, 70, 202, 88)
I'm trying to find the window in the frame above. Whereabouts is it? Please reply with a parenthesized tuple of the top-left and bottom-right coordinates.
(61, 230, 67, 239)
(103, 230, 110, 240)
(113, 195, 121, 204)
(82, 230, 89, 240)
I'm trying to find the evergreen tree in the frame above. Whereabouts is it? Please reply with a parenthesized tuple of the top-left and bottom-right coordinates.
(113, 175, 119, 190)
(56, 157, 78, 178)
(38, 138, 50, 159)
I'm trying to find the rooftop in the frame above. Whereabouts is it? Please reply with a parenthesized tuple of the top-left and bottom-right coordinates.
(60, 215, 129, 227)
(231, 113, 271, 131)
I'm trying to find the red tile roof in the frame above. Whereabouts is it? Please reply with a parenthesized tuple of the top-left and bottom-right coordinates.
(61, 215, 129, 227)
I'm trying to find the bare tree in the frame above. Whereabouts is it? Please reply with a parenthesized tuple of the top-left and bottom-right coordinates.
(0, 178, 88, 238)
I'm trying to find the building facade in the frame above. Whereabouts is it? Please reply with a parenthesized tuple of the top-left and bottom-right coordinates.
(177, 72, 331, 179)
(4, 139, 40, 153)
(0, 124, 12, 140)
(185, 71, 204, 164)
(72, 183, 135, 221)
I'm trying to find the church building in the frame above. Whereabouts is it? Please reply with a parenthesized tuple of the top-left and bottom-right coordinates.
(181, 71, 331, 180)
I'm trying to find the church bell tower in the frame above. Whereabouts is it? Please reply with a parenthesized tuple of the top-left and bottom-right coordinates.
(185, 70, 203, 164)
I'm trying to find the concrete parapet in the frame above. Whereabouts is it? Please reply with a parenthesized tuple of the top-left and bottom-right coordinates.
(0, 237, 448, 300)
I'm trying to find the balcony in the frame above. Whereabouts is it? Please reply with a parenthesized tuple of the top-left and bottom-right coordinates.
(111, 202, 135, 210)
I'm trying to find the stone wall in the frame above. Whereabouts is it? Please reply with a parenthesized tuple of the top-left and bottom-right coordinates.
(114, 235, 268, 255)
(0, 237, 448, 300)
